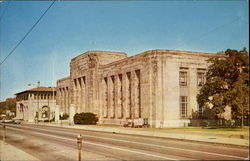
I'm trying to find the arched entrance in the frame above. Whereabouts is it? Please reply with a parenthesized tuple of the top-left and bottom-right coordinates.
(41, 106, 50, 120)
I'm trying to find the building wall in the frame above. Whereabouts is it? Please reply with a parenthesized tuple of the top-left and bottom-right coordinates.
(57, 77, 70, 114)
(16, 92, 56, 122)
(56, 49, 220, 127)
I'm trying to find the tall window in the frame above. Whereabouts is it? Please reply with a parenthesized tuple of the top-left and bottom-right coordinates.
(197, 72, 205, 86)
(179, 71, 187, 86)
(198, 104, 204, 117)
(180, 96, 188, 118)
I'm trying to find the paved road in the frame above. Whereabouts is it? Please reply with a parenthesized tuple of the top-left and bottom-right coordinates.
(0, 124, 249, 160)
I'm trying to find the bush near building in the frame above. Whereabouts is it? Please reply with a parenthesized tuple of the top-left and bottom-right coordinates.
(74, 112, 98, 125)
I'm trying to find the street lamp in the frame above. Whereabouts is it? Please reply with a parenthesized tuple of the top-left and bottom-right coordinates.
(28, 81, 40, 124)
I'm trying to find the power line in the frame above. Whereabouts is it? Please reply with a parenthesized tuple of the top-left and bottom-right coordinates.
(0, 0, 56, 66)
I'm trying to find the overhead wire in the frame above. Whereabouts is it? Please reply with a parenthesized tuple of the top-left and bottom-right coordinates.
(0, 0, 56, 66)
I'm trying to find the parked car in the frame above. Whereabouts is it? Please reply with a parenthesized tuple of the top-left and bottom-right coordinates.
(2, 119, 14, 123)
(13, 119, 22, 124)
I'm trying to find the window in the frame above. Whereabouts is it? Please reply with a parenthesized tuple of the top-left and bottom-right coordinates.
(179, 71, 187, 86)
(180, 96, 188, 118)
(197, 72, 205, 86)
(198, 105, 204, 117)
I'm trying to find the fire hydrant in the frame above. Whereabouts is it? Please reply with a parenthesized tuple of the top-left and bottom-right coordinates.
(77, 134, 83, 161)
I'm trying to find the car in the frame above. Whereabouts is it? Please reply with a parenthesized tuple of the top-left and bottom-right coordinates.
(13, 119, 22, 124)
(2, 119, 14, 123)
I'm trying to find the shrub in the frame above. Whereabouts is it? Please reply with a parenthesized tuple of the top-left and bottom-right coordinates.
(74, 112, 98, 125)
(59, 113, 69, 120)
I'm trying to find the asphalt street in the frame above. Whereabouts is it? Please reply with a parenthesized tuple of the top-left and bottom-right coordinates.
(0, 124, 249, 160)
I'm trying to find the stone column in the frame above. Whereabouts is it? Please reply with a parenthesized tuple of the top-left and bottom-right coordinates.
(72, 79, 77, 106)
(122, 73, 127, 118)
(55, 105, 60, 123)
(117, 74, 123, 118)
(131, 71, 136, 119)
(69, 104, 76, 125)
(57, 88, 61, 110)
(75, 79, 79, 113)
(81, 77, 86, 112)
(65, 87, 69, 114)
(62, 88, 65, 113)
(108, 76, 115, 118)
(134, 70, 141, 118)
(78, 78, 82, 113)
(125, 72, 131, 118)
(64, 88, 67, 114)
(103, 78, 108, 118)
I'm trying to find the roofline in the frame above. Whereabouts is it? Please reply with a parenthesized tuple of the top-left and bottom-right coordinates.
(100, 49, 224, 68)
(57, 76, 70, 82)
(15, 87, 56, 95)
(71, 50, 127, 62)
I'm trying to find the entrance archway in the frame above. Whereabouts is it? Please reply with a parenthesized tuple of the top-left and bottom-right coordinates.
(41, 106, 50, 120)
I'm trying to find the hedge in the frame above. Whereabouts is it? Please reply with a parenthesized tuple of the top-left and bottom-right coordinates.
(73, 112, 98, 125)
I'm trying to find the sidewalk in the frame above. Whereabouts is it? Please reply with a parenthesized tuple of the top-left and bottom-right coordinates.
(26, 122, 249, 147)
(0, 140, 40, 161)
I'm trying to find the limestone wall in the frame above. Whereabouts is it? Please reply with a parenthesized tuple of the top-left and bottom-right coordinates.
(57, 77, 70, 114)
(56, 49, 224, 127)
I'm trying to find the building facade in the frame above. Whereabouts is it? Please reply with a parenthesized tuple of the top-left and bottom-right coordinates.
(15, 87, 56, 122)
(57, 49, 221, 127)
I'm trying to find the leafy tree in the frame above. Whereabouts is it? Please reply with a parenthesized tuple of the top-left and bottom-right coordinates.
(197, 49, 249, 127)
(5, 98, 16, 113)
(0, 98, 16, 116)
(0, 101, 6, 114)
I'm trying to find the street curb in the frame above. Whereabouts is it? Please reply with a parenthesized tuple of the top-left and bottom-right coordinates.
(23, 123, 249, 148)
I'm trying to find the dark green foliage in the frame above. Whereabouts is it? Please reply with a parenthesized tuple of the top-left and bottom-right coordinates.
(0, 98, 16, 115)
(197, 48, 249, 122)
(74, 112, 98, 125)
(59, 113, 69, 120)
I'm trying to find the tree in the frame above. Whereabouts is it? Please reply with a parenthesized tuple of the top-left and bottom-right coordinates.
(197, 49, 249, 127)
(5, 98, 16, 113)
(0, 101, 6, 114)
(0, 98, 16, 116)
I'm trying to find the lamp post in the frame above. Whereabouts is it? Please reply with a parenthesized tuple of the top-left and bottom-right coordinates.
(28, 81, 40, 124)
(52, 86, 55, 123)
(238, 67, 244, 129)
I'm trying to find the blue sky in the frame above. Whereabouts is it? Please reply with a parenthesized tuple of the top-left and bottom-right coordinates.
(0, 0, 249, 101)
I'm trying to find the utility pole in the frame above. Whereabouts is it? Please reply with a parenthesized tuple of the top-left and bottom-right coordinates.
(52, 86, 55, 123)
(37, 81, 40, 124)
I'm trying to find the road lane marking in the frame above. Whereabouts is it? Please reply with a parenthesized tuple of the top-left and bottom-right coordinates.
(8, 125, 248, 160)
(7, 127, 178, 160)
(19, 124, 250, 152)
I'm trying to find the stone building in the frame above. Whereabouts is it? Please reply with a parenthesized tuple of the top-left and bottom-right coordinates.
(57, 49, 221, 127)
(15, 87, 56, 122)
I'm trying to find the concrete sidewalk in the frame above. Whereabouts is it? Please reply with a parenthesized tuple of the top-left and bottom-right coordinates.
(26, 122, 249, 147)
(0, 140, 40, 161)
